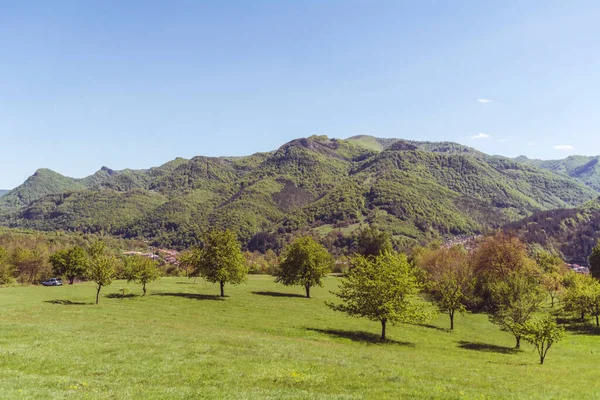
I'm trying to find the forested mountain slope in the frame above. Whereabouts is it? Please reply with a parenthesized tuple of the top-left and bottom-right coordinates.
(506, 197, 600, 265)
(516, 155, 600, 192)
(1, 135, 597, 249)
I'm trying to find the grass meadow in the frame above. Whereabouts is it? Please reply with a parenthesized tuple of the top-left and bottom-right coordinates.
(1, 276, 599, 399)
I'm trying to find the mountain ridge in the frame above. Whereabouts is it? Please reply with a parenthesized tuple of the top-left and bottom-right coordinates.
(1, 135, 597, 249)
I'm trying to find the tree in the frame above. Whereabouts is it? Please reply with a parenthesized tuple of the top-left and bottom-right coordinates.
(542, 272, 564, 308)
(589, 241, 600, 279)
(123, 255, 161, 296)
(418, 246, 475, 330)
(489, 271, 545, 349)
(88, 255, 116, 304)
(354, 226, 393, 257)
(49, 246, 88, 284)
(517, 314, 565, 365)
(0, 246, 15, 285)
(588, 279, 600, 327)
(472, 232, 540, 309)
(190, 230, 247, 297)
(276, 236, 333, 298)
(328, 252, 427, 341)
(562, 273, 595, 321)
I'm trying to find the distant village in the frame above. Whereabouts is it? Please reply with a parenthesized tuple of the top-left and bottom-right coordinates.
(123, 249, 180, 266)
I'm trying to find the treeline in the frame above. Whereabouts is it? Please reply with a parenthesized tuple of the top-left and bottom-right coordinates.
(180, 227, 573, 365)
(0, 229, 147, 285)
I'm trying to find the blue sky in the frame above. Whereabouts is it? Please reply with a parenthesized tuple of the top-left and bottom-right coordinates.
(1, 1, 599, 188)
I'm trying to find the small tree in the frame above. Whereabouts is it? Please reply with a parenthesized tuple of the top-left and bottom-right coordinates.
(562, 273, 595, 321)
(328, 252, 427, 341)
(542, 272, 564, 308)
(192, 230, 247, 297)
(418, 246, 475, 330)
(354, 226, 393, 257)
(589, 242, 600, 279)
(517, 314, 565, 364)
(124, 255, 161, 296)
(489, 271, 545, 349)
(49, 246, 88, 285)
(0, 246, 15, 285)
(276, 236, 333, 298)
(88, 255, 116, 304)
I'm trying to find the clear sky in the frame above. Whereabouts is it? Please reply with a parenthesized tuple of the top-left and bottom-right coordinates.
(1, 1, 599, 189)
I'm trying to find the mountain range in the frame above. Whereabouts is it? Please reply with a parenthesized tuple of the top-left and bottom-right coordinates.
(1, 135, 599, 253)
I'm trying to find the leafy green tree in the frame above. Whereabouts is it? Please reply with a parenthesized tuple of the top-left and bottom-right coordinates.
(562, 272, 595, 321)
(123, 255, 161, 296)
(354, 226, 392, 257)
(276, 236, 333, 298)
(517, 314, 565, 365)
(489, 271, 545, 349)
(418, 246, 475, 330)
(87, 240, 107, 259)
(191, 230, 248, 297)
(88, 255, 116, 304)
(589, 241, 600, 279)
(531, 245, 566, 274)
(49, 246, 88, 284)
(328, 252, 427, 341)
(588, 279, 600, 327)
(0, 246, 15, 285)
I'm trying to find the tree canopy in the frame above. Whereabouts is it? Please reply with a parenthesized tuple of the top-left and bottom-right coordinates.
(276, 236, 333, 298)
(328, 252, 427, 340)
(189, 229, 248, 297)
(49, 246, 88, 284)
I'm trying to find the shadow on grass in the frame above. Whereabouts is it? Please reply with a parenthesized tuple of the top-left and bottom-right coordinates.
(306, 328, 415, 346)
(153, 292, 225, 301)
(252, 291, 306, 299)
(556, 316, 600, 335)
(458, 341, 520, 354)
(45, 300, 92, 306)
(417, 323, 451, 333)
(106, 293, 139, 299)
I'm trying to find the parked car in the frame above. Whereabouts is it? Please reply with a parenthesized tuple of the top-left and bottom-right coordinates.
(42, 278, 63, 286)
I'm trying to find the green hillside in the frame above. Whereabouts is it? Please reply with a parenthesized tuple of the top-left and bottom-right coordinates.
(506, 196, 600, 265)
(517, 155, 600, 191)
(0, 190, 8, 197)
(1, 136, 598, 249)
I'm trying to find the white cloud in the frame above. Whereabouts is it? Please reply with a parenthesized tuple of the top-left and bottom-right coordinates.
(471, 133, 491, 140)
(478, 99, 493, 103)
(496, 138, 509, 143)
(554, 145, 575, 152)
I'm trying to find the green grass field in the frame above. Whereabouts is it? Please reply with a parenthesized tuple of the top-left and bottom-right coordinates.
(1, 276, 599, 399)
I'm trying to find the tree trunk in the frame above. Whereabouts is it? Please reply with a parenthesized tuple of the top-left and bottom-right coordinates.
(596, 315, 599, 328)
(96, 285, 102, 305)
(582, 311, 585, 320)
(69, 277, 75, 285)
(381, 319, 387, 341)
(550, 295, 554, 308)
(220, 281, 225, 297)
(540, 354, 545, 365)
(143, 283, 147, 297)
(449, 311, 455, 330)
(515, 335, 521, 349)
(305, 284, 311, 298)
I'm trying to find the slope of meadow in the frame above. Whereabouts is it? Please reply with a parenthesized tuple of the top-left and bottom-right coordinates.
(0, 276, 598, 399)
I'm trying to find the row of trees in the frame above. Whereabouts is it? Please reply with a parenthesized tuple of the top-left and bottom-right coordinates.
(267, 229, 569, 365)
